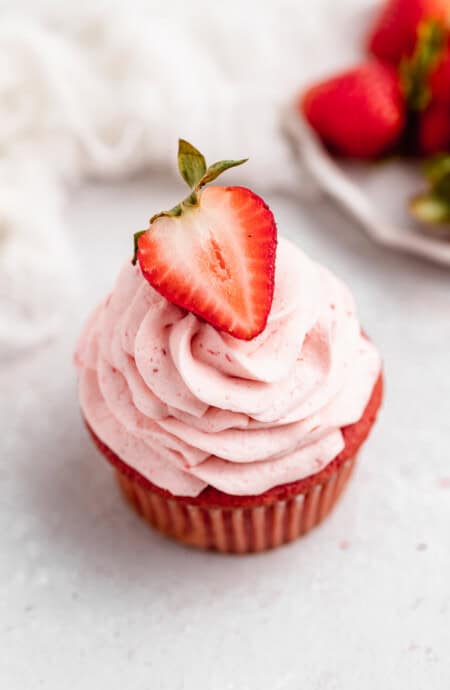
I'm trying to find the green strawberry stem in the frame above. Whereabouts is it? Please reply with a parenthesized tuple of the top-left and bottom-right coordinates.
(410, 154, 450, 228)
(401, 19, 446, 112)
(132, 139, 248, 264)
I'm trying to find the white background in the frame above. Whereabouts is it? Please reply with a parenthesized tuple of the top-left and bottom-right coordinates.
(2, 174, 450, 689)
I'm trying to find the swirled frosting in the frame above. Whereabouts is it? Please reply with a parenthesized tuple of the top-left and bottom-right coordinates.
(76, 238, 380, 497)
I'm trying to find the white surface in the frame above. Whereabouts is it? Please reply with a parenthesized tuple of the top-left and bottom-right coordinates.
(2, 176, 450, 690)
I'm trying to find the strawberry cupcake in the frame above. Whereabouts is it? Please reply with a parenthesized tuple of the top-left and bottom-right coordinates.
(76, 140, 382, 553)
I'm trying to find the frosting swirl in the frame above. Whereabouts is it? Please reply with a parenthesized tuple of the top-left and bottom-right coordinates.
(76, 238, 380, 497)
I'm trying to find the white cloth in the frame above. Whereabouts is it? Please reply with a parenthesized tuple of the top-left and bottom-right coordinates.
(0, 0, 371, 357)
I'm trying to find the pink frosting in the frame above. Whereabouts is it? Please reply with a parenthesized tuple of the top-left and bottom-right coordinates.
(76, 238, 380, 497)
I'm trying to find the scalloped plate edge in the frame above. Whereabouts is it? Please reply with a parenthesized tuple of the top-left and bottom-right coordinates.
(283, 103, 450, 268)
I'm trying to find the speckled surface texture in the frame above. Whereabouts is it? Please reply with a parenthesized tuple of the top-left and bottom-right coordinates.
(2, 176, 450, 689)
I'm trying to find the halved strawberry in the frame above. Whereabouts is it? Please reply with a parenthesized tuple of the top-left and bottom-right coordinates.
(134, 140, 277, 341)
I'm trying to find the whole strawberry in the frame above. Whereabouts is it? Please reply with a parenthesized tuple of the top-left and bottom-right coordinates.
(367, 0, 449, 64)
(301, 61, 406, 159)
(134, 140, 277, 341)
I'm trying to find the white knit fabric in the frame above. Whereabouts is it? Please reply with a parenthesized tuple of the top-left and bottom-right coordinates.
(0, 0, 369, 357)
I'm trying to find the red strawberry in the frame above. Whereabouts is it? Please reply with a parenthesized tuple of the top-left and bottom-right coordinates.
(367, 0, 449, 64)
(429, 43, 450, 102)
(134, 140, 277, 341)
(301, 61, 406, 159)
(418, 101, 450, 152)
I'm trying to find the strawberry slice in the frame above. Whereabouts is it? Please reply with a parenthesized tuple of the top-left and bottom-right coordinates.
(134, 140, 277, 341)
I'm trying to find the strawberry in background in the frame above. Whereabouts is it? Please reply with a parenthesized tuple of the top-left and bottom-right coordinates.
(399, 20, 450, 153)
(301, 0, 450, 160)
(299, 0, 450, 230)
(367, 0, 449, 64)
(301, 61, 405, 158)
(420, 38, 450, 153)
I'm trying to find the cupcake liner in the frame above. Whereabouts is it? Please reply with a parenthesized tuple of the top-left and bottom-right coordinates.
(115, 455, 357, 553)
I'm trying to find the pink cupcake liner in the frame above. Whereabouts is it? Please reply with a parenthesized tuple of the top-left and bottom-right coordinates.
(115, 455, 356, 553)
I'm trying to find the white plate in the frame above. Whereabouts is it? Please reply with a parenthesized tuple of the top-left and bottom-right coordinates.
(283, 105, 450, 267)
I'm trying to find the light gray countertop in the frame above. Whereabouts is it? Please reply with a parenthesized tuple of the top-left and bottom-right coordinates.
(2, 175, 450, 689)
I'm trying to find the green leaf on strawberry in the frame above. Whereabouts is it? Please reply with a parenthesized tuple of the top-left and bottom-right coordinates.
(424, 152, 450, 181)
(177, 139, 207, 189)
(197, 158, 249, 187)
(410, 153, 450, 228)
(141, 140, 248, 229)
(401, 19, 447, 111)
(410, 193, 450, 223)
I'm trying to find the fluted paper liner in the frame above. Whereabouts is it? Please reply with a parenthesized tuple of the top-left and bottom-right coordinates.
(115, 456, 357, 553)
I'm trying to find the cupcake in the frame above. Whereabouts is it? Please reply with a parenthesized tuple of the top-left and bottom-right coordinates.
(76, 139, 382, 553)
